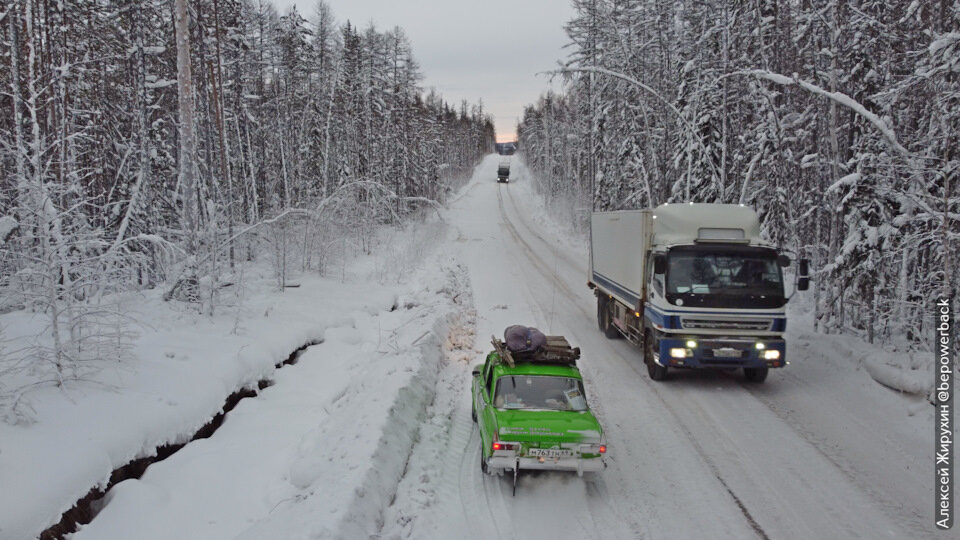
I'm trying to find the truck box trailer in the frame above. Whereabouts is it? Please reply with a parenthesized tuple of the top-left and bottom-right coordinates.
(588, 203, 809, 382)
(497, 161, 511, 183)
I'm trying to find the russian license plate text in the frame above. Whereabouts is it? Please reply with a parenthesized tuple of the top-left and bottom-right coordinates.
(529, 448, 572, 458)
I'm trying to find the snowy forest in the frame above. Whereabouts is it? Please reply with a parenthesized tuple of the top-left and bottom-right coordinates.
(518, 0, 959, 348)
(0, 0, 494, 386)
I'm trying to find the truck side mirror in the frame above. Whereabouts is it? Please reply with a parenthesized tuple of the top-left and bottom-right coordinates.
(653, 254, 666, 275)
(777, 254, 790, 267)
(797, 258, 810, 291)
(472, 367, 481, 377)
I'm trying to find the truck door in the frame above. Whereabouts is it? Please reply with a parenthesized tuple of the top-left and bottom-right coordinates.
(648, 255, 664, 307)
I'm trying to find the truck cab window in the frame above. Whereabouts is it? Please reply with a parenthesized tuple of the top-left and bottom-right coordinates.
(665, 246, 786, 308)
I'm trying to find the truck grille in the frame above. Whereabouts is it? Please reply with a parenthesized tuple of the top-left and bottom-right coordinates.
(681, 318, 772, 331)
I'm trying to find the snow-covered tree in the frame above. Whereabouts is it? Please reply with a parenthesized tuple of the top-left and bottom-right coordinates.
(518, 0, 959, 351)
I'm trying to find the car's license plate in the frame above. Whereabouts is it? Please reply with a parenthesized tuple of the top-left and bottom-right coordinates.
(528, 448, 572, 458)
(713, 347, 741, 358)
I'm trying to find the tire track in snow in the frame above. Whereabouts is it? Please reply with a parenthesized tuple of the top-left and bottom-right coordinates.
(495, 185, 654, 538)
(496, 186, 580, 303)
(500, 184, 583, 273)
(740, 369, 928, 532)
(495, 180, 918, 539)
(612, 353, 771, 540)
(496, 184, 770, 539)
(379, 263, 517, 540)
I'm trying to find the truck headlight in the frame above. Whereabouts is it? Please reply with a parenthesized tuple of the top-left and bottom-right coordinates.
(685, 340, 697, 348)
(669, 348, 689, 358)
(763, 350, 780, 360)
(755, 342, 766, 350)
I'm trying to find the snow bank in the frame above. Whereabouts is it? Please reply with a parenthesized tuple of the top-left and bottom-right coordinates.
(864, 359, 933, 394)
(72, 245, 467, 539)
(0, 269, 395, 539)
(234, 315, 454, 540)
(0, 216, 458, 539)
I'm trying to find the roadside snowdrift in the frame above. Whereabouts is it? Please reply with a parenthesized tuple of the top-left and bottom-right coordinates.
(0, 211, 466, 539)
(77, 262, 470, 539)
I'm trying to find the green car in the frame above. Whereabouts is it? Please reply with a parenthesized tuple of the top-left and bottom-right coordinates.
(471, 335, 607, 493)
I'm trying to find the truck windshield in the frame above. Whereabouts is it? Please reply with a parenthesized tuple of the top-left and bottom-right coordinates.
(494, 376, 588, 411)
(665, 246, 785, 308)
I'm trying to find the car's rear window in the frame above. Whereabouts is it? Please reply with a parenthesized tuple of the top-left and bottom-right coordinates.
(494, 375, 587, 411)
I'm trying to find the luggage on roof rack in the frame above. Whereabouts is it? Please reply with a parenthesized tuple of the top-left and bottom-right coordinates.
(490, 331, 580, 368)
(504, 325, 546, 353)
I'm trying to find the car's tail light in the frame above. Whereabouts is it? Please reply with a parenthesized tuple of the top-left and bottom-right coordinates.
(582, 443, 607, 455)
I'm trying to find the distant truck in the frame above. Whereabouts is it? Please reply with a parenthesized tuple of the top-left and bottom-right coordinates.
(588, 203, 809, 382)
(497, 161, 510, 183)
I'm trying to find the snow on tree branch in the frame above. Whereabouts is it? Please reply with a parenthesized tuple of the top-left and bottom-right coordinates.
(725, 70, 911, 158)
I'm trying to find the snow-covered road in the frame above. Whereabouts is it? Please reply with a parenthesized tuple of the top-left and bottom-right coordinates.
(383, 155, 938, 539)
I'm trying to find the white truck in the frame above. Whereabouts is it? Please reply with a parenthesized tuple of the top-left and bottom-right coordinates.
(588, 203, 809, 382)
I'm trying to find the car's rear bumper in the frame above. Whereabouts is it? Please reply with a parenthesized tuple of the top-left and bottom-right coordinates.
(487, 455, 605, 475)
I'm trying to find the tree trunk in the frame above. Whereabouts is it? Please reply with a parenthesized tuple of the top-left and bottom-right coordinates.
(175, 0, 198, 256)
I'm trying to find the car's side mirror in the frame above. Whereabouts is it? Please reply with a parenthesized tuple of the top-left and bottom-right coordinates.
(653, 254, 666, 275)
(777, 254, 790, 267)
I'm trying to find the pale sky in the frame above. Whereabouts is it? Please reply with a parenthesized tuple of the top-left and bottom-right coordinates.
(273, 0, 576, 142)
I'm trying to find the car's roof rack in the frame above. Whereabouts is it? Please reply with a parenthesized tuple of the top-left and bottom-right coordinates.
(490, 335, 580, 367)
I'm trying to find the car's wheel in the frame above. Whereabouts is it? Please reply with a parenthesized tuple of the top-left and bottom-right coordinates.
(480, 443, 489, 474)
(744, 367, 769, 383)
(645, 331, 668, 381)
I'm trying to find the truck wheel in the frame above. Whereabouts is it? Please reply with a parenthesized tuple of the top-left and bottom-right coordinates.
(647, 361, 668, 381)
(596, 296, 606, 331)
(645, 332, 668, 381)
(471, 400, 477, 422)
(597, 297, 621, 339)
(744, 367, 769, 383)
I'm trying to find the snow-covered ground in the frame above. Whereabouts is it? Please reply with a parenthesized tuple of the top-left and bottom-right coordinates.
(0, 214, 466, 538)
(0, 154, 949, 539)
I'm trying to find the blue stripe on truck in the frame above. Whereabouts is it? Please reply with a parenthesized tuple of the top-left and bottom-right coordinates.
(645, 306, 679, 329)
(592, 271, 641, 308)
